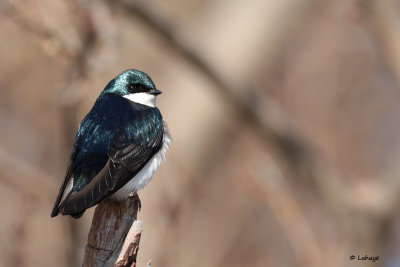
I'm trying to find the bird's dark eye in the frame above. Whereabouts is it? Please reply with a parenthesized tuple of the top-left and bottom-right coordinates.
(127, 83, 148, 93)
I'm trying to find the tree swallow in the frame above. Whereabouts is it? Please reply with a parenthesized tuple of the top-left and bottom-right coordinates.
(51, 69, 171, 219)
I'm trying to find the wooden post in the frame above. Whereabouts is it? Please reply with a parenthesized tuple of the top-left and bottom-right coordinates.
(82, 196, 142, 267)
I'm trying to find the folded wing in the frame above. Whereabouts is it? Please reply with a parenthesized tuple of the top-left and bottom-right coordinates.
(56, 127, 163, 218)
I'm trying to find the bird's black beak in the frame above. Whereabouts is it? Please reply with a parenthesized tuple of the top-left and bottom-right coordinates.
(150, 89, 162, 95)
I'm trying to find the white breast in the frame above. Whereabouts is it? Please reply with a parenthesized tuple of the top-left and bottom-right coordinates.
(110, 123, 171, 201)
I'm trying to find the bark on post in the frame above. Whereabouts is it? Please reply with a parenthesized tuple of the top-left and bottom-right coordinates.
(82, 196, 142, 267)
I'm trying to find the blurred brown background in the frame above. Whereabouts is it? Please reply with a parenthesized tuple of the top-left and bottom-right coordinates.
(1, 0, 400, 266)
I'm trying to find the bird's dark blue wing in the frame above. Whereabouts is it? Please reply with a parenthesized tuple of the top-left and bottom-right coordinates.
(51, 95, 164, 218)
(50, 135, 82, 217)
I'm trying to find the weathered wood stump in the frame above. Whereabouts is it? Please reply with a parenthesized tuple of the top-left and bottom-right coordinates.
(82, 196, 142, 267)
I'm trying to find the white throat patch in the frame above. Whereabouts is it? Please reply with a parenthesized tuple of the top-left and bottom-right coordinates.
(123, 93, 156, 107)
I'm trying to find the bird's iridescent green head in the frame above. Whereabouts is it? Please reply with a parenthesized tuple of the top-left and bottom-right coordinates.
(102, 69, 162, 107)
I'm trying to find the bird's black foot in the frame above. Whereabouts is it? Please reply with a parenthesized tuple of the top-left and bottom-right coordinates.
(130, 192, 141, 211)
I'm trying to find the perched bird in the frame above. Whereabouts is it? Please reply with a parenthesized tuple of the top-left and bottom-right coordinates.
(51, 69, 171, 218)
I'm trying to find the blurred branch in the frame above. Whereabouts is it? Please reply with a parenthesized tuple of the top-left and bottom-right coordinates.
(250, 164, 322, 267)
(108, 0, 310, 169)
(371, 0, 400, 86)
(3, 0, 97, 101)
(107, 0, 225, 88)
(107, 0, 350, 212)
(4, 3, 52, 38)
(82, 196, 141, 267)
(3, 0, 75, 60)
